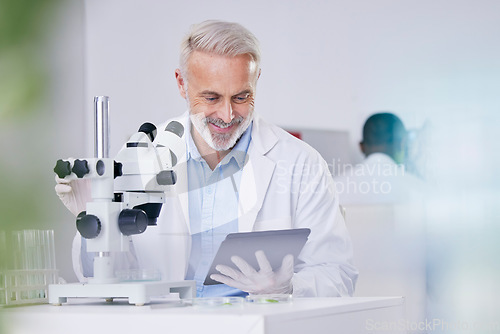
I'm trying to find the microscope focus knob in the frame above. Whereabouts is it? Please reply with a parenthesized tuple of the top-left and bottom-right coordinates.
(76, 212, 101, 239)
(72, 159, 90, 178)
(54, 159, 72, 178)
(114, 161, 123, 178)
(118, 209, 148, 236)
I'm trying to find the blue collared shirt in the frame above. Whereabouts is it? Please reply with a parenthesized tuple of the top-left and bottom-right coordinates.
(185, 121, 253, 297)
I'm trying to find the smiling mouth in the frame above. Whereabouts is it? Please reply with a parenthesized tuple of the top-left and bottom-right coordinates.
(209, 122, 235, 133)
(206, 117, 243, 134)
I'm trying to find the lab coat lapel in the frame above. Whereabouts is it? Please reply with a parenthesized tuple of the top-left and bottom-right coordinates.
(238, 115, 278, 232)
(156, 114, 191, 234)
(175, 116, 190, 234)
(153, 115, 191, 280)
(176, 155, 190, 234)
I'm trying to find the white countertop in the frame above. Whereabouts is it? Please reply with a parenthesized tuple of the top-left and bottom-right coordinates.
(3, 296, 406, 334)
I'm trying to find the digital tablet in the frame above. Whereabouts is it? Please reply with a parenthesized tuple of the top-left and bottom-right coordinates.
(204, 228, 311, 285)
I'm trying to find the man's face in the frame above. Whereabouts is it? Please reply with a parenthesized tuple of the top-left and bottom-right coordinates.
(176, 51, 259, 151)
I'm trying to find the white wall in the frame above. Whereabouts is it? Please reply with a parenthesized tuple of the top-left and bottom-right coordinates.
(48, 0, 86, 282)
(81, 0, 500, 162)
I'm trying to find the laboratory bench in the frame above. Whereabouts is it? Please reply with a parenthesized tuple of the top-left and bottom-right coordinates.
(3, 296, 406, 334)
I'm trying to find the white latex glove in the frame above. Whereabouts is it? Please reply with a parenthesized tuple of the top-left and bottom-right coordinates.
(210, 250, 294, 295)
(54, 175, 91, 216)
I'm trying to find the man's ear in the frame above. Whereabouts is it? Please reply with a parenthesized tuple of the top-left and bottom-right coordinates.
(175, 69, 187, 99)
(359, 141, 366, 155)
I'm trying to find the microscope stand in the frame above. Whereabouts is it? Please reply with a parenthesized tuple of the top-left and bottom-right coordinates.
(48, 280, 195, 306)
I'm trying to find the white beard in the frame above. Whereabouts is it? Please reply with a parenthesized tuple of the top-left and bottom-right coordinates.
(190, 111, 253, 151)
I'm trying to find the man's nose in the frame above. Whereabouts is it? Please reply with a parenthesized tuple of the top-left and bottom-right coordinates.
(216, 99, 234, 124)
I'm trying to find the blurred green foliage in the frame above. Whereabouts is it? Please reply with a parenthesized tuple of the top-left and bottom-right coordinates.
(0, 0, 61, 307)
(0, 0, 58, 120)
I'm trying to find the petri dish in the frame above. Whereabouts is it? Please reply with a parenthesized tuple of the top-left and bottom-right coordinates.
(246, 294, 293, 304)
(190, 296, 245, 308)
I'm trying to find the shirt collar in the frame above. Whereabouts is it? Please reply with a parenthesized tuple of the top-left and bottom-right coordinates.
(186, 120, 253, 169)
(364, 152, 398, 166)
(186, 121, 202, 162)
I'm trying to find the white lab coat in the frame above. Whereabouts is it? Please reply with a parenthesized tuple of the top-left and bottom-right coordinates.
(334, 153, 424, 206)
(73, 112, 358, 297)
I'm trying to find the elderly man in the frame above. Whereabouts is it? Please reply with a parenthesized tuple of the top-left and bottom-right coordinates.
(56, 20, 357, 297)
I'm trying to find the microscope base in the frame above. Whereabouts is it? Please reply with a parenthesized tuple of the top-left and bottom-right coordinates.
(48, 280, 195, 306)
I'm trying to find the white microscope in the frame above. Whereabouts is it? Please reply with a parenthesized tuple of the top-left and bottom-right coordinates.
(49, 96, 195, 305)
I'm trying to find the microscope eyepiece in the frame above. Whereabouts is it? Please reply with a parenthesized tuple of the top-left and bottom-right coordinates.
(138, 122, 157, 142)
(165, 121, 184, 137)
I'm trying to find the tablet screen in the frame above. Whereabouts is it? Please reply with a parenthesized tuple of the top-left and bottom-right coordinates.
(204, 228, 311, 285)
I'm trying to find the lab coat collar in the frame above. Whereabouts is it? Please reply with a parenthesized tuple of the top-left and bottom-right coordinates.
(248, 113, 278, 155)
(238, 113, 278, 232)
(364, 152, 399, 166)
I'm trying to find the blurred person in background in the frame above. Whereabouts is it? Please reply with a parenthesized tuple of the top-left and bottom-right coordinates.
(334, 112, 423, 205)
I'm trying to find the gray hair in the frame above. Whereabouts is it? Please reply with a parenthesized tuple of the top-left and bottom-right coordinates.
(179, 20, 261, 77)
